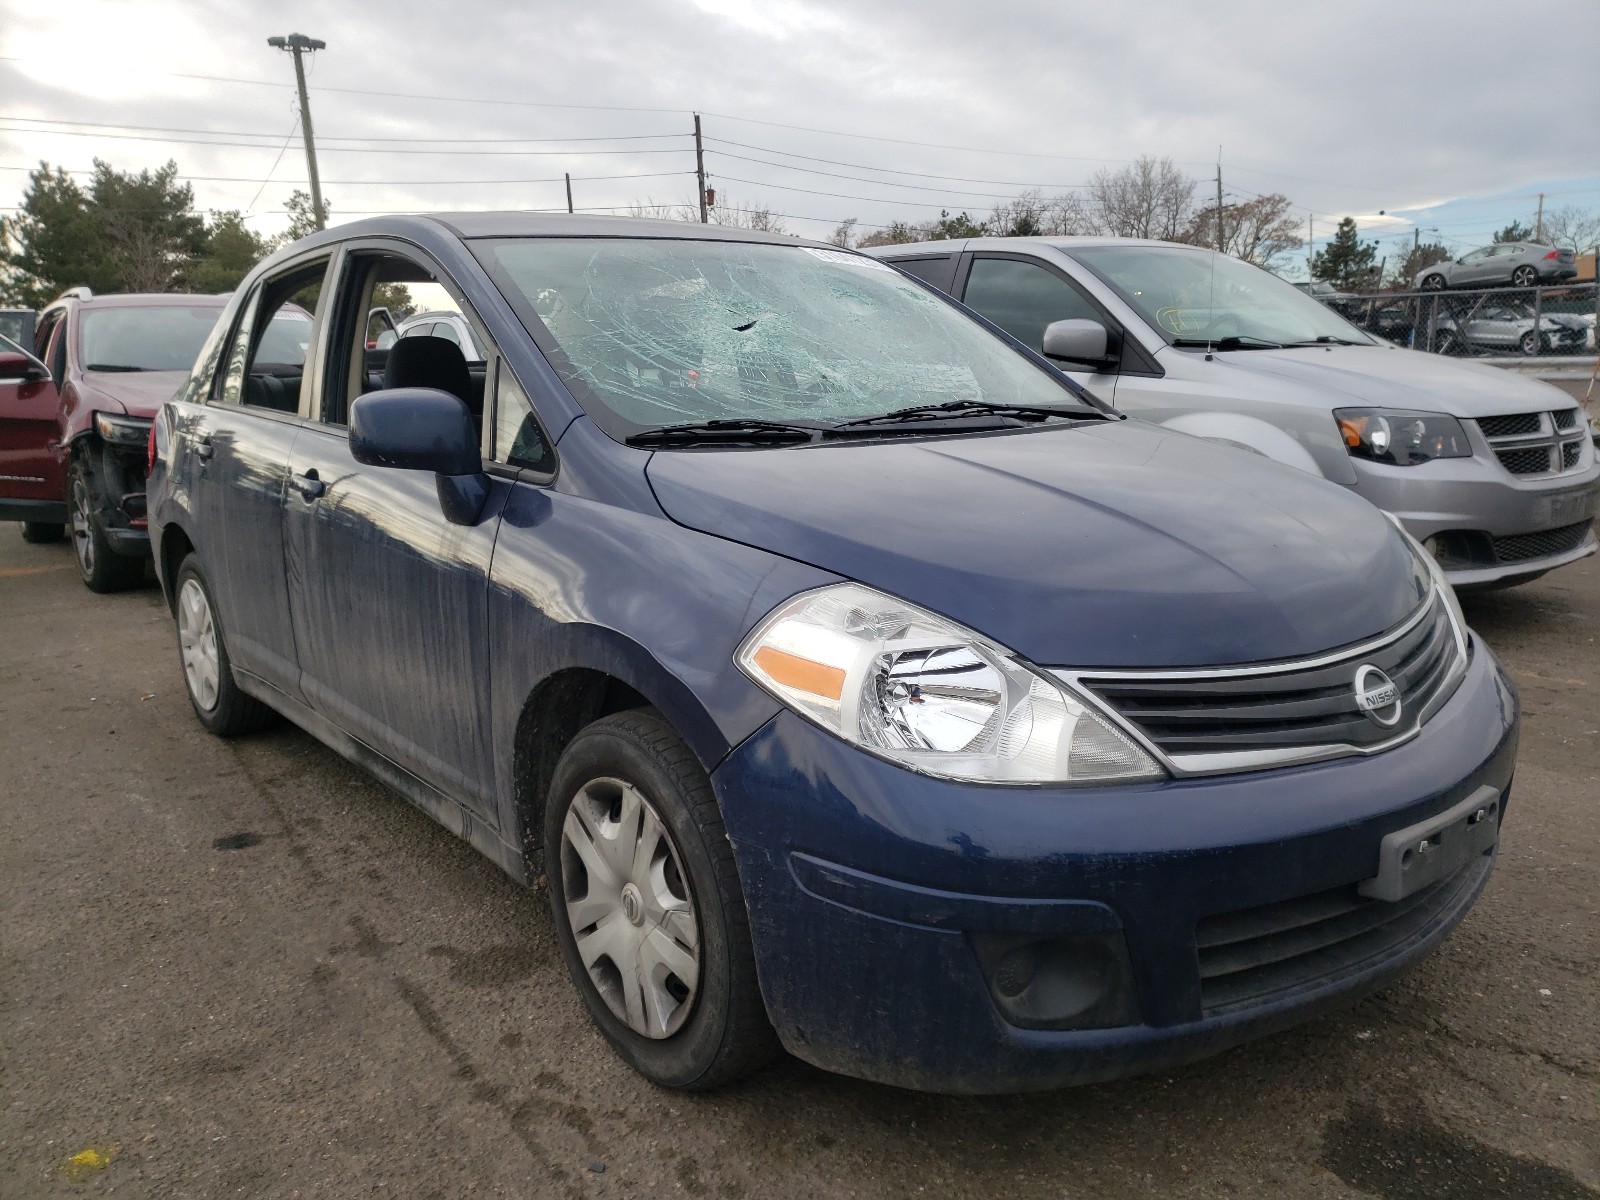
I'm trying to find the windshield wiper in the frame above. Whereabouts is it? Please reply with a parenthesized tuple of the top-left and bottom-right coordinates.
(625, 418, 826, 448)
(834, 399, 1097, 429)
(1170, 336, 1284, 351)
(84, 363, 149, 372)
(1282, 335, 1364, 346)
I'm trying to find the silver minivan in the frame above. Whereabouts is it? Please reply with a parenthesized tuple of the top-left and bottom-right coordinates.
(867, 237, 1599, 589)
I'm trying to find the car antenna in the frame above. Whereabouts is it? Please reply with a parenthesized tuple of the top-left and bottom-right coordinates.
(1206, 147, 1220, 362)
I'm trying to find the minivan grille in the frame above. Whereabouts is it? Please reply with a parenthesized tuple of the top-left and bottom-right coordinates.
(1075, 595, 1461, 766)
(1195, 851, 1492, 1015)
(1476, 410, 1588, 478)
(1477, 412, 1542, 438)
(1491, 520, 1593, 564)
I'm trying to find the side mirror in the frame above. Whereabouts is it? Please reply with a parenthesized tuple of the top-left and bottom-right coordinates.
(349, 387, 489, 526)
(0, 348, 50, 382)
(1041, 318, 1116, 370)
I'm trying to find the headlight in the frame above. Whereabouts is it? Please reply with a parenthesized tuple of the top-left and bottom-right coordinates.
(95, 412, 153, 446)
(1384, 514, 1469, 662)
(1335, 408, 1471, 466)
(736, 583, 1164, 785)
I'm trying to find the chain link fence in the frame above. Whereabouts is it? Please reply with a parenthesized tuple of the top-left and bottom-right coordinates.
(1317, 283, 1598, 359)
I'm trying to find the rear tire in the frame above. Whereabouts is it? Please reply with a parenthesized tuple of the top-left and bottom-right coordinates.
(1511, 265, 1537, 289)
(173, 553, 277, 736)
(70, 460, 144, 593)
(1518, 331, 1539, 356)
(544, 709, 778, 1090)
(21, 521, 64, 544)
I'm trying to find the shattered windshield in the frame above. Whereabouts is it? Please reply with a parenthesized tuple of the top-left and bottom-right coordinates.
(476, 238, 1090, 439)
(1067, 245, 1374, 348)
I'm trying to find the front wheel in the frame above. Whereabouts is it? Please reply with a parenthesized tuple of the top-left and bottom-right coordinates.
(70, 461, 143, 593)
(1518, 331, 1539, 356)
(544, 710, 778, 1090)
(1511, 265, 1537, 288)
(174, 554, 277, 735)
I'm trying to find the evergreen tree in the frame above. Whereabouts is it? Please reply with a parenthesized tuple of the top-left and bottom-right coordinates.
(1310, 217, 1378, 290)
(0, 164, 112, 306)
(191, 210, 271, 293)
(87, 159, 206, 292)
(1493, 221, 1532, 244)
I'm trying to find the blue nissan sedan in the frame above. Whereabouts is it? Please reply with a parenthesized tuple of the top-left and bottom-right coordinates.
(148, 215, 1518, 1094)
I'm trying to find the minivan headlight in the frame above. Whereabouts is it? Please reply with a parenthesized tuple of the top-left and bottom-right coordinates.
(736, 583, 1164, 785)
(1335, 408, 1471, 466)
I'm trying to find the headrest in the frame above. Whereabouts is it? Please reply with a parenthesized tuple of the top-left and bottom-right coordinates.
(384, 334, 471, 406)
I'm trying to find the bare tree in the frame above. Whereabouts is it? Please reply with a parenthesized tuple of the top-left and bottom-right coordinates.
(828, 218, 858, 248)
(1183, 193, 1303, 269)
(1086, 156, 1196, 241)
(1539, 205, 1600, 254)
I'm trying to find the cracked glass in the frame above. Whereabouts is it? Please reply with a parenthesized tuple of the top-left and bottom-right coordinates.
(477, 238, 1085, 440)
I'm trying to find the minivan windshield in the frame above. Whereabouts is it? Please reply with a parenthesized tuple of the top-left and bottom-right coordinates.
(1067, 245, 1374, 348)
(476, 238, 1096, 439)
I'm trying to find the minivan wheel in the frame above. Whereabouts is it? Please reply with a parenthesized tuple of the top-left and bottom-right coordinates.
(21, 521, 65, 544)
(1511, 265, 1537, 289)
(545, 709, 778, 1090)
(173, 553, 277, 736)
(70, 461, 144, 593)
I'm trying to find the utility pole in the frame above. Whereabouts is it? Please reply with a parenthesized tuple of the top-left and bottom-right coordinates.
(1215, 156, 1225, 252)
(565, 172, 574, 214)
(1307, 216, 1313, 276)
(268, 33, 327, 231)
(1535, 192, 1545, 242)
(694, 114, 708, 224)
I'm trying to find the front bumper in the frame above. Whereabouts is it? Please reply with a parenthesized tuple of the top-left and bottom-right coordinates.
(713, 641, 1518, 1093)
(1350, 453, 1599, 587)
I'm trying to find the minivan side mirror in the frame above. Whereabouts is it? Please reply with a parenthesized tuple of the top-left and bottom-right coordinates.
(1041, 319, 1116, 371)
(0, 347, 51, 382)
(349, 387, 489, 526)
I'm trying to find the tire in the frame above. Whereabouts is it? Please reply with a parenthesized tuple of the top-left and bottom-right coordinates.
(21, 521, 65, 544)
(1511, 266, 1537, 288)
(544, 709, 778, 1090)
(69, 460, 144, 593)
(1436, 331, 1462, 356)
(173, 553, 277, 736)
(1419, 274, 1446, 292)
(1518, 331, 1539, 356)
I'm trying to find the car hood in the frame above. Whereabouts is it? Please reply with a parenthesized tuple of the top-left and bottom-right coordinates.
(646, 420, 1428, 668)
(1202, 343, 1571, 417)
(79, 369, 189, 417)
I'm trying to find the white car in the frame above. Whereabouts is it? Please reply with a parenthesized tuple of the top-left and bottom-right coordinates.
(393, 310, 484, 360)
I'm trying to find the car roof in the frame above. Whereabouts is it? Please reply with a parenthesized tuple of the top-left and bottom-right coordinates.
(50, 292, 231, 310)
(864, 235, 1199, 257)
(297, 211, 829, 249)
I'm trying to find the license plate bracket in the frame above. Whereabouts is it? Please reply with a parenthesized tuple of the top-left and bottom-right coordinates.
(1358, 785, 1500, 903)
(1547, 489, 1596, 527)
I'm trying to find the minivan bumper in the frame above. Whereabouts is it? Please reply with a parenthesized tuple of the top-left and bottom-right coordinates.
(713, 640, 1518, 1093)
(1349, 455, 1599, 587)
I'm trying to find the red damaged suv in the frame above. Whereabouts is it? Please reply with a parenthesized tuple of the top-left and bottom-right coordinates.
(1, 290, 312, 591)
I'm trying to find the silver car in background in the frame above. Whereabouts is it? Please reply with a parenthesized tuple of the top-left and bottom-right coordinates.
(866, 236, 1599, 589)
(1436, 302, 1591, 357)
(1416, 242, 1579, 291)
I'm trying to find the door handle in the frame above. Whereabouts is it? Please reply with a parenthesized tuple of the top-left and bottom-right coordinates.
(193, 437, 214, 460)
(289, 469, 325, 500)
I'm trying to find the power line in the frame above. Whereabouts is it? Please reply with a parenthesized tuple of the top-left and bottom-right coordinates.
(0, 163, 696, 186)
(0, 124, 692, 156)
(707, 147, 1089, 199)
(703, 136, 1093, 189)
(0, 115, 689, 146)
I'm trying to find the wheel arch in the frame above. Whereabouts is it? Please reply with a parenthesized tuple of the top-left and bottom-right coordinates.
(1156, 412, 1327, 477)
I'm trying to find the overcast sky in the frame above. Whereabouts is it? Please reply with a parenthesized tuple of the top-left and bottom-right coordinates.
(4, 0, 1598, 275)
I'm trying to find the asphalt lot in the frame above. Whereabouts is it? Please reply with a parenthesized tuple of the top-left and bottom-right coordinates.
(2, 530, 1596, 1200)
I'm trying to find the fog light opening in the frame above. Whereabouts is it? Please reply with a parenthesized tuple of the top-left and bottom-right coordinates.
(970, 930, 1140, 1031)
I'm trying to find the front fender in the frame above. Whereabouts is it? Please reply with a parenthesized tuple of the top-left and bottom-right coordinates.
(1157, 412, 1326, 477)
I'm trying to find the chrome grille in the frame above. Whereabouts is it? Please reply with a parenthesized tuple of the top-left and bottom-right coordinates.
(1491, 520, 1593, 564)
(1476, 410, 1589, 478)
(1070, 594, 1465, 775)
(1196, 852, 1492, 1015)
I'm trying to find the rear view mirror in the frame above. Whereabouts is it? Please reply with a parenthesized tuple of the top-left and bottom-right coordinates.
(349, 387, 488, 525)
(0, 347, 50, 382)
(1041, 319, 1116, 370)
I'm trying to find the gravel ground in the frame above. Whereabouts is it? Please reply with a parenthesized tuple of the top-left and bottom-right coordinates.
(2, 530, 1596, 1199)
